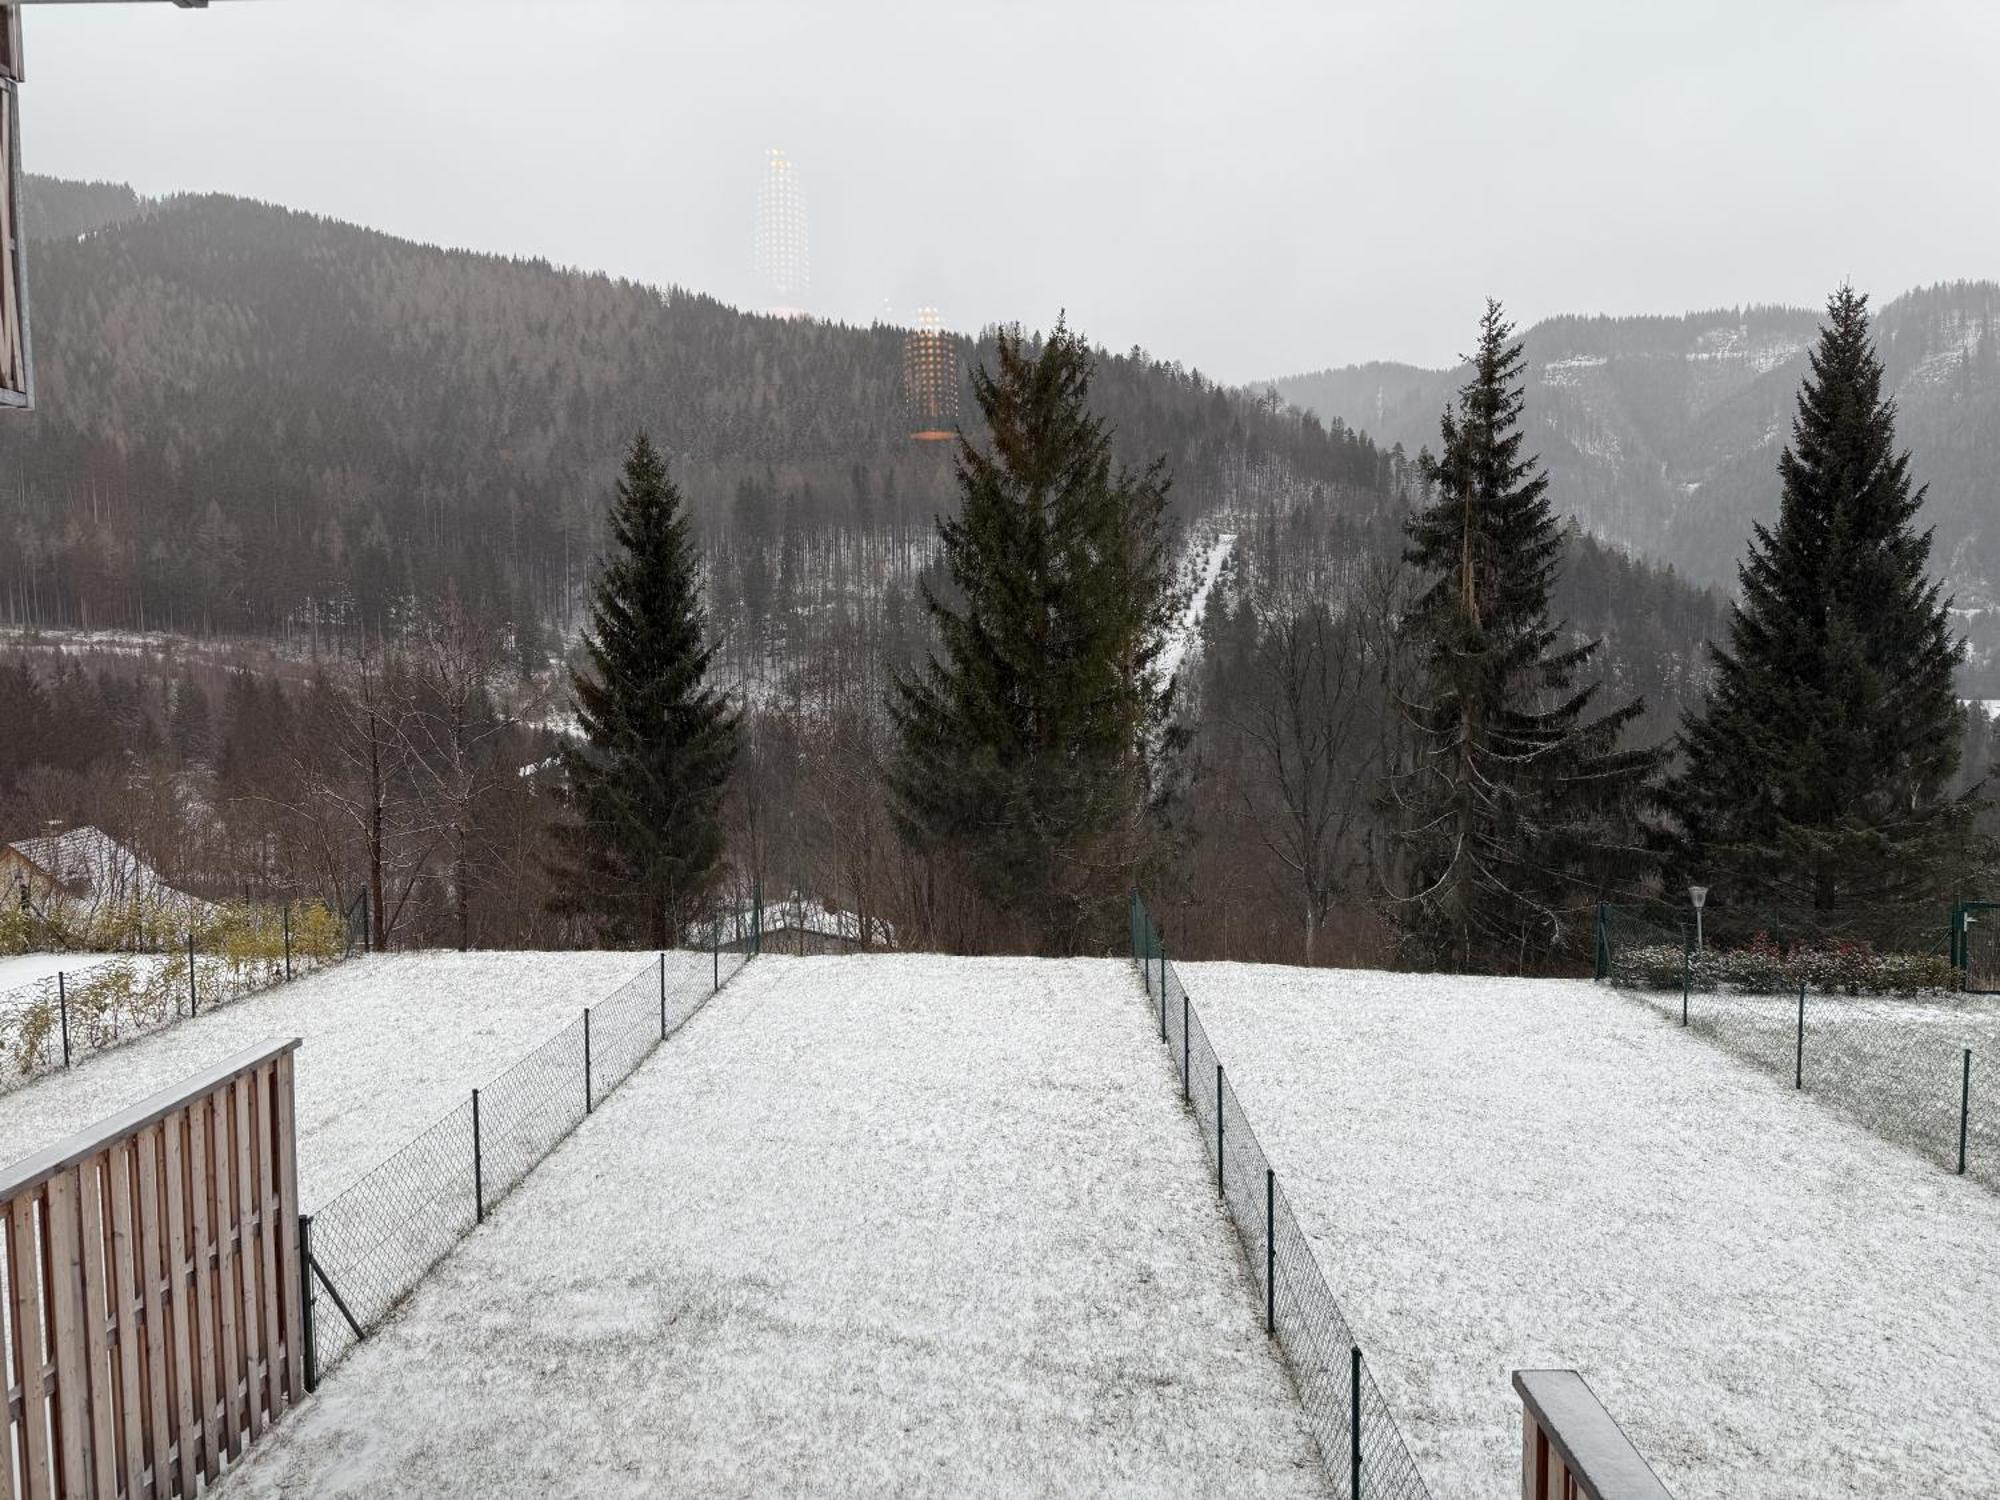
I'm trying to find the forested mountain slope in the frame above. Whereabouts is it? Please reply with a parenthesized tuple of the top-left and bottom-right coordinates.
(0, 173, 1734, 742)
(1275, 289, 2000, 689)
(0, 176, 1385, 646)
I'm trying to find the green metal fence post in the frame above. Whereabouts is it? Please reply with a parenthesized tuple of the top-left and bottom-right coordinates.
(660, 951, 668, 1039)
(1594, 900, 1609, 981)
(583, 1007, 592, 1114)
(1681, 947, 1690, 1027)
(284, 904, 293, 982)
(299, 1212, 319, 1392)
(1795, 981, 1805, 1090)
(1182, 993, 1189, 1100)
(58, 971, 69, 1068)
(713, 920, 720, 994)
(1350, 1343, 1363, 1498)
(1960, 1049, 1973, 1175)
(187, 932, 198, 1017)
(1216, 1063, 1225, 1198)
(471, 1088, 486, 1223)
(1159, 939, 1167, 1041)
(1265, 1168, 1275, 1335)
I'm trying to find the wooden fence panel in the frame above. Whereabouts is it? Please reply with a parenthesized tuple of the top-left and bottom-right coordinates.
(0, 1039, 303, 1497)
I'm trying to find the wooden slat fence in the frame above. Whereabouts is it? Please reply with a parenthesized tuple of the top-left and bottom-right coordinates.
(0, 1039, 305, 1498)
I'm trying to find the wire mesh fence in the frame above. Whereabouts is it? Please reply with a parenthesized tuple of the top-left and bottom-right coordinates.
(1131, 893, 1431, 1500)
(0, 901, 353, 1093)
(303, 930, 755, 1382)
(1598, 900, 2000, 1194)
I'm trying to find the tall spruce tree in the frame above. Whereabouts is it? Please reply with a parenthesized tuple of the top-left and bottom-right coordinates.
(1663, 286, 1973, 942)
(1385, 302, 1656, 970)
(556, 433, 735, 947)
(889, 322, 1175, 954)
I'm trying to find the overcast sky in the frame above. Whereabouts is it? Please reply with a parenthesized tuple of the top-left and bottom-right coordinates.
(20, 0, 2000, 384)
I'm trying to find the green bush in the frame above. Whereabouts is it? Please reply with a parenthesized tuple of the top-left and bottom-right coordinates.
(1610, 936, 1963, 997)
(0, 899, 353, 1080)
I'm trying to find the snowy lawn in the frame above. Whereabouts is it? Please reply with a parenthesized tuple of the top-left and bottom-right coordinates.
(1618, 982, 2000, 1185)
(226, 954, 1329, 1498)
(1184, 961, 2000, 1499)
(0, 949, 665, 1205)
(0, 952, 130, 990)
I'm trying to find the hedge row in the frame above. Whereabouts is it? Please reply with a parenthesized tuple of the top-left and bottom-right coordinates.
(0, 902, 348, 1079)
(1611, 940, 1963, 997)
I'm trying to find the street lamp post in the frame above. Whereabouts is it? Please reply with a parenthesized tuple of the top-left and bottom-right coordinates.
(1689, 885, 1708, 953)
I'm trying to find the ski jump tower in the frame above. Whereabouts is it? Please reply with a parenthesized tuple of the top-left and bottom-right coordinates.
(903, 307, 957, 443)
(754, 146, 809, 319)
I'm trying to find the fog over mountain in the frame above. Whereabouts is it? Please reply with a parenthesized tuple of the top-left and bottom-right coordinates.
(22, 0, 2000, 382)
(1273, 286, 2000, 691)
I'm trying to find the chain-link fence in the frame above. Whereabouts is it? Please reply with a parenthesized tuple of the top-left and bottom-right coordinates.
(1598, 901, 2000, 1194)
(303, 933, 755, 1378)
(0, 901, 352, 1092)
(1130, 893, 1431, 1500)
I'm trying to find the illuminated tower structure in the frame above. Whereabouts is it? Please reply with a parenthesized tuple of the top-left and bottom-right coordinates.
(903, 308, 958, 442)
(754, 147, 810, 317)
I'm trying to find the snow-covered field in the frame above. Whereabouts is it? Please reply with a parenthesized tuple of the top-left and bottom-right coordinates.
(1185, 961, 2000, 1499)
(227, 955, 1329, 1498)
(1617, 982, 2000, 1186)
(0, 952, 129, 990)
(0, 950, 665, 1205)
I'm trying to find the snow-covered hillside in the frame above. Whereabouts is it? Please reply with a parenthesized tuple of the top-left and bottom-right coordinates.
(1159, 525, 1237, 689)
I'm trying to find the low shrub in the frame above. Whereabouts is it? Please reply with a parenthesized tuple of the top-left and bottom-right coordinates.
(1610, 937, 1962, 998)
(0, 899, 354, 1080)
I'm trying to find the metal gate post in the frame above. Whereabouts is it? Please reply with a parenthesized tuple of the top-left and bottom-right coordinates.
(473, 1088, 484, 1222)
(1350, 1344, 1363, 1499)
(299, 1213, 319, 1392)
(1216, 1063, 1224, 1198)
(1960, 1049, 1973, 1175)
(1265, 1168, 1275, 1335)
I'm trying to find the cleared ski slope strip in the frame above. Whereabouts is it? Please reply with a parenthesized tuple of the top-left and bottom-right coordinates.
(1185, 961, 2000, 1500)
(227, 955, 1329, 1498)
(0, 950, 665, 1204)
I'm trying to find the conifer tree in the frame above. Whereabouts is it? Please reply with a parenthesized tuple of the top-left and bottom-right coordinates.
(1663, 286, 1974, 941)
(1385, 302, 1655, 970)
(889, 322, 1175, 954)
(556, 434, 735, 947)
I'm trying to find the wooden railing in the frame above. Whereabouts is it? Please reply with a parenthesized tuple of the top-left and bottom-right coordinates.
(1516, 1369, 1674, 1500)
(0, 1039, 306, 1498)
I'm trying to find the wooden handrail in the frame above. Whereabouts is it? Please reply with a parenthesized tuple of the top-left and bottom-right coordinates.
(0, 1037, 300, 1201)
(1516, 1369, 1674, 1500)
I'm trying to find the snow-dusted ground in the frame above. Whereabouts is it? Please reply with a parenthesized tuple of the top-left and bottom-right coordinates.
(226, 955, 1329, 1498)
(0, 950, 665, 1206)
(1184, 961, 2000, 1499)
(1158, 528, 1237, 689)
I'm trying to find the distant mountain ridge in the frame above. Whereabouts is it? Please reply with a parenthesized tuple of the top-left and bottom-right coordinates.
(0, 174, 1386, 644)
(1272, 288, 2000, 689)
